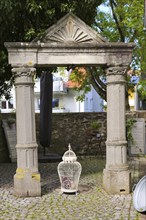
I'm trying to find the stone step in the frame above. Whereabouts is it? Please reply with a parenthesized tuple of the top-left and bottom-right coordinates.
(2, 120, 17, 163)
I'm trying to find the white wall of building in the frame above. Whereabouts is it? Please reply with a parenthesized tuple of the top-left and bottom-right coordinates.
(84, 86, 103, 112)
(0, 86, 16, 113)
(0, 74, 104, 113)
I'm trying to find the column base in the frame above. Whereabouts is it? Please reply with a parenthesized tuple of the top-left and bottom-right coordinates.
(14, 168, 41, 197)
(103, 168, 131, 194)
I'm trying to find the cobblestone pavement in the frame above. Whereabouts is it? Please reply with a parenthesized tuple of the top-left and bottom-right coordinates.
(0, 157, 146, 220)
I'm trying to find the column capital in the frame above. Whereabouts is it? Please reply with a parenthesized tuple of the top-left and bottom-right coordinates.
(12, 67, 36, 78)
(106, 65, 128, 85)
(106, 65, 128, 76)
(12, 67, 36, 86)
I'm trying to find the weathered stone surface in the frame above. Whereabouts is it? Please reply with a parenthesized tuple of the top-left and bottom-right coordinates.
(130, 118, 146, 155)
(4, 12, 135, 196)
(3, 112, 146, 159)
(0, 114, 10, 162)
(36, 112, 107, 156)
(5, 13, 134, 67)
(2, 120, 17, 162)
(0, 157, 144, 219)
(12, 67, 41, 197)
(104, 66, 129, 194)
(103, 169, 131, 194)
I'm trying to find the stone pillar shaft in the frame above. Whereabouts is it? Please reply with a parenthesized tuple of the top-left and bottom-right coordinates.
(103, 66, 130, 194)
(12, 67, 41, 197)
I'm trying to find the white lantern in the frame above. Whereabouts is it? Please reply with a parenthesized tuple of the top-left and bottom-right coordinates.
(57, 144, 82, 193)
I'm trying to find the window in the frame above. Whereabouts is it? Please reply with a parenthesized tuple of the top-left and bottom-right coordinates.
(8, 100, 13, 109)
(38, 99, 40, 109)
(1, 101, 6, 109)
(52, 99, 59, 108)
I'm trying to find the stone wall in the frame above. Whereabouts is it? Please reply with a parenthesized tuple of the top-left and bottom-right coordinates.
(1, 111, 144, 161)
(36, 112, 107, 156)
(0, 113, 13, 162)
(0, 113, 107, 161)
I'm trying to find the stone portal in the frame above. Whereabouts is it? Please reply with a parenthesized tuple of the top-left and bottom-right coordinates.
(5, 12, 135, 196)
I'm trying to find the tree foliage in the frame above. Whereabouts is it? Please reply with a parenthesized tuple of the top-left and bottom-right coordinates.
(97, 0, 146, 107)
(1, 0, 145, 109)
(96, 0, 144, 69)
(71, 0, 145, 108)
(69, 67, 106, 102)
(0, 0, 102, 98)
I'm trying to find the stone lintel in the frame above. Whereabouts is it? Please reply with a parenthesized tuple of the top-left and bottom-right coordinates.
(4, 41, 135, 49)
(5, 42, 134, 67)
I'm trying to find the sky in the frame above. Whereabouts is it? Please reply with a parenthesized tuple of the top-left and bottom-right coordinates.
(99, 5, 108, 12)
(98, 3, 110, 13)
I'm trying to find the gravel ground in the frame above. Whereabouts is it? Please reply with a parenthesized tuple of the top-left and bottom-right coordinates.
(0, 156, 146, 220)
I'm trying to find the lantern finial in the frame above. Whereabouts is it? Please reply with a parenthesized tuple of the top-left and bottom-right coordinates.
(68, 143, 71, 151)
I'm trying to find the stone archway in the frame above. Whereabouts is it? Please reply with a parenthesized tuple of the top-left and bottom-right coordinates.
(5, 12, 135, 197)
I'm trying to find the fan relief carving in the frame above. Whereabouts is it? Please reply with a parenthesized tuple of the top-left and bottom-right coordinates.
(43, 20, 93, 43)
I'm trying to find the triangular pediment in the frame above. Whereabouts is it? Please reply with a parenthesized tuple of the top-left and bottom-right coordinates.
(33, 12, 107, 44)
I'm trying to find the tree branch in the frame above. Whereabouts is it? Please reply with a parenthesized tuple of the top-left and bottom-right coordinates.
(87, 67, 107, 101)
(109, 0, 125, 42)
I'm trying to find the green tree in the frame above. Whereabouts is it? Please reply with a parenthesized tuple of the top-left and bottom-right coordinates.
(96, 0, 146, 109)
(70, 0, 145, 110)
(0, 0, 102, 98)
(96, 0, 144, 68)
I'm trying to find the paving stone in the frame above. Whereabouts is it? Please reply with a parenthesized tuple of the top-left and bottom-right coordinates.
(0, 157, 145, 219)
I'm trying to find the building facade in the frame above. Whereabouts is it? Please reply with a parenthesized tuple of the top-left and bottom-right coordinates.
(0, 71, 104, 113)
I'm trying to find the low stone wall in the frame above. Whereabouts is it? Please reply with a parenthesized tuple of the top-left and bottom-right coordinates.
(0, 114, 14, 162)
(0, 113, 107, 161)
(36, 112, 107, 156)
(1, 111, 144, 162)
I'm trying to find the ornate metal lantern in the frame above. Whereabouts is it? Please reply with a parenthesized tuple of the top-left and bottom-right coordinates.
(57, 144, 82, 193)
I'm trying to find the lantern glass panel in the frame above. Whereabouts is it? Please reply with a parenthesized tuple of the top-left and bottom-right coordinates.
(57, 144, 82, 193)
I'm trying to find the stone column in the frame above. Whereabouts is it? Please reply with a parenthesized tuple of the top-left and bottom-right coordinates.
(12, 67, 41, 197)
(103, 65, 130, 194)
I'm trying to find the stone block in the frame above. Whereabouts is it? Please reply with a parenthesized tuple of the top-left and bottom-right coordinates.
(14, 168, 41, 197)
(129, 118, 146, 155)
(103, 168, 131, 194)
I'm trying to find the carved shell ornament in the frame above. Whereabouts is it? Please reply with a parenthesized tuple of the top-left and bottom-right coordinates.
(43, 19, 93, 43)
(33, 12, 107, 44)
